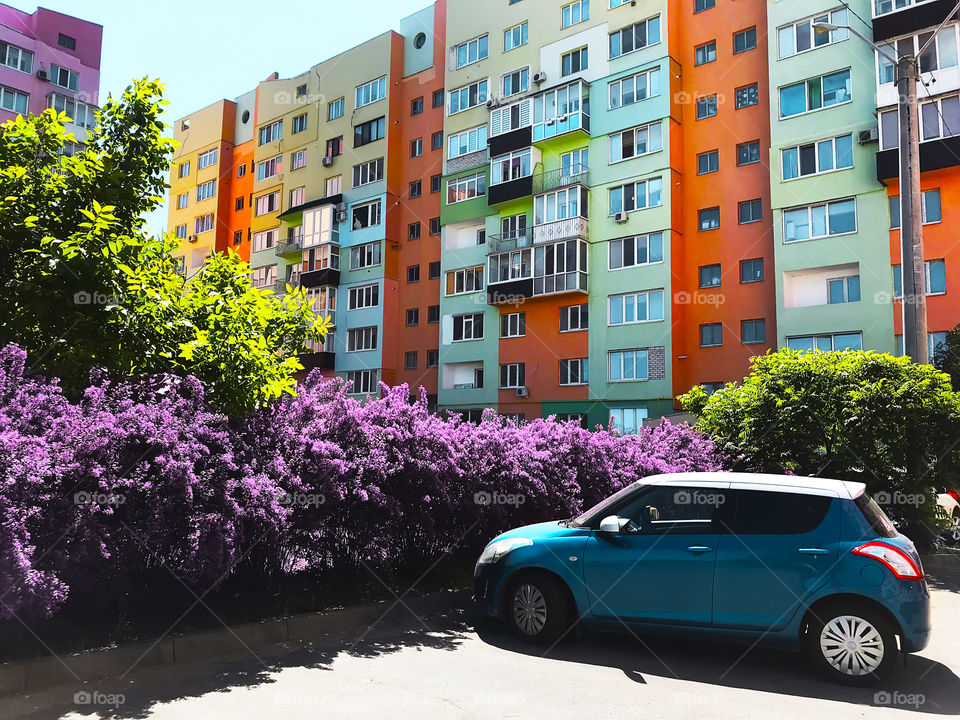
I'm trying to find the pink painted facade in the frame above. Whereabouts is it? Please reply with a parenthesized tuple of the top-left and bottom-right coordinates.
(0, 3, 101, 130)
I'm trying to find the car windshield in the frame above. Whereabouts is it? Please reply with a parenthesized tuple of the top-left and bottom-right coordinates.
(569, 482, 641, 528)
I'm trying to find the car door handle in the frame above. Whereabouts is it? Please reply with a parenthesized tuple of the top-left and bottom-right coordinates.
(798, 548, 829, 556)
(685, 546, 712, 553)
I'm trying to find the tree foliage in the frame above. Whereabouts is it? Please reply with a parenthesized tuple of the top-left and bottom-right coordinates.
(933, 324, 960, 391)
(0, 78, 327, 414)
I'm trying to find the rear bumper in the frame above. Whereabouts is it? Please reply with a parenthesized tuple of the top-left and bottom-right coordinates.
(891, 580, 932, 653)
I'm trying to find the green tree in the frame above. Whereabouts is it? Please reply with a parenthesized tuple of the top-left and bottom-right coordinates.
(0, 78, 327, 414)
(933, 324, 960, 390)
(680, 350, 960, 525)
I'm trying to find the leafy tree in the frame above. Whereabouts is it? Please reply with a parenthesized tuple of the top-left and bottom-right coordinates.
(0, 78, 327, 414)
(680, 349, 960, 525)
(933, 324, 960, 390)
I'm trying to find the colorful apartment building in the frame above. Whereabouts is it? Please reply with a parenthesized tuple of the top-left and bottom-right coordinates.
(0, 3, 102, 151)
(167, 0, 960, 431)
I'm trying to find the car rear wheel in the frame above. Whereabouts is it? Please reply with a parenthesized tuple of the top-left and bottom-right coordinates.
(804, 603, 897, 685)
(507, 574, 569, 644)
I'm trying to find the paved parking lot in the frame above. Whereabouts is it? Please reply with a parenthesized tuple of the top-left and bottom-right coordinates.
(4, 566, 960, 720)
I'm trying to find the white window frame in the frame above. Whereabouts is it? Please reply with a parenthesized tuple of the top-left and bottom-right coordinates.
(782, 198, 857, 243)
(198, 148, 218, 169)
(561, 47, 588, 77)
(447, 172, 486, 204)
(355, 76, 387, 109)
(453, 312, 485, 341)
(449, 79, 489, 115)
(196, 180, 216, 202)
(447, 267, 485, 296)
(559, 358, 589, 386)
(491, 148, 533, 185)
(608, 176, 663, 215)
(501, 312, 526, 338)
(777, 8, 849, 59)
(608, 232, 664, 270)
(781, 134, 854, 181)
(609, 121, 663, 163)
(255, 191, 280, 217)
(608, 290, 665, 326)
(504, 22, 528, 52)
(353, 158, 384, 187)
(608, 350, 650, 382)
(502, 67, 529, 97)
(194, 213, 214, 234)
(292, 113, 308, 133)
(500, 362, 525, 389)
(778, 69, 852, 119)
(561, 0, 590, 29)
(448, 125, 488, 159)
(349, 241, 382, 270)
(251, 265, 278, 289)
(454, 34, 489, 69)
(346, 369, 378, 395)
(560, 304, 589, 332)
(49, 64, 79, 91)
(258, 120, 282, 146)
(291, 149, 307, 170)
(257, 156, 282, 181)
(176, 192, 189, 210)
(252, 228, 278, 253)
(328, 97, 345, 120)
(0, 85, 28, 114)
(347, 326, 378, 353)
(351, 199, 382, 229)
(609, 15, 661, 59)
(0, 41, 33, 73)
(609, 67, 661, 110)
(610, 407, 648, 434)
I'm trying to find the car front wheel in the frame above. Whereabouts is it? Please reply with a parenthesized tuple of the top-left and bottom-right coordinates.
(804, 603, 897, 685)
(507, 574, 569, 644)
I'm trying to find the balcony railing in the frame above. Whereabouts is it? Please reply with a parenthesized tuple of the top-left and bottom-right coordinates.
(532, 165, 589, 195)
(487, 229, 533, 254)
(532, 217, 589, 245)
(275, 240, 302, 256)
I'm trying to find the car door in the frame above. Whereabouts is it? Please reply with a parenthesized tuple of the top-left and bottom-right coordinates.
(581, 483, 731, 626)
(712, 487, 842, 631)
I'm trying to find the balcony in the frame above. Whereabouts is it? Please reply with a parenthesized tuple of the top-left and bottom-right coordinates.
(488, 229, 533, 254)
(487, 272, 588, 304)
(532, 217, 588, 244)
(873, 0, 956, 42)
(299, 351, 336, 372)
(876, 136, 960, 181)
(488, 175, 533, 206)
(531, 80, 591, 144)
(275, 240, 302, 256)
(532, 165, 589, 195)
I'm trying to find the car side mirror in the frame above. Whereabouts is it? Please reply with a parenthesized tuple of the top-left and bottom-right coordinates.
(599, 515, 629, 533)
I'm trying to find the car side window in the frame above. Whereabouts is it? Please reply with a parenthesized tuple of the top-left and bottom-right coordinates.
(733, 490, 832, 535)
(616, 486, 731, 535)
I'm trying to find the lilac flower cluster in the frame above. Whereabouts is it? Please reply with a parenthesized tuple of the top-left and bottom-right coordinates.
(0, 344, 725, 620)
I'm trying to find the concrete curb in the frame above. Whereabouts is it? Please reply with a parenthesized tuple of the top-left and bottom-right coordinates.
(0, 588, 470, 696)
(922, 552, 960, 576)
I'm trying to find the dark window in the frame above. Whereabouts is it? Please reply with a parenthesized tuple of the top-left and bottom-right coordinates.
(430, 217, 441, 235)
(734, 27, 757, 54)
(700, 323, 723, 347)
(428, 305, 440, 323)
(739, 199, 762, 224)
(694, 0, 715, 12)
(737, 140, 761, 166)
(405, 351, 418, 369)
(235, 197, 244, 211)
(409, 180, 422, 198)
(432, 131, 443, 150)
(408, 222, 422, 240)
(406, 308, 420, 326)
(412, 97, 424, 115)
(430, 174, 442, 193)
(429, 261, 441, 279)
(699, 264, 721, 288)
(297, 84, 307, 97)
(854, 495, 898, 538)
(697, 150, 719, 175)
(736, 84, 759, 109)
(612, 485, 732, 535)
(354, 117, 385, 147)
(698, 207, 720, 231)
(427, 349, 439, 367)
(741, 319, 766, 344)
(233, 230, 243, 245)
(732, 490, 832, 535)
(327, 136, 343, 157)
(696, 95, 718, 119)
(407, 265, 420, 282)
(740, 258, 764, 283)
(58, 33, 77, 50)
(695, 41, 716, 66)
(411, 138, 423, 157)
(433, 89, 445, 108)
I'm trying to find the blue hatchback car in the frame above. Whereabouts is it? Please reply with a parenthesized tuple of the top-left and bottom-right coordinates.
(474, 473, 930, 685)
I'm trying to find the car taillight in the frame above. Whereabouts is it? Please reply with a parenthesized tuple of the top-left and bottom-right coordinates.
(948, 490, 959, 501)
(852, 542, 924, 581)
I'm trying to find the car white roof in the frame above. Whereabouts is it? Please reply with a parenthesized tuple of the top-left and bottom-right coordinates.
(643, 472, 866, 499)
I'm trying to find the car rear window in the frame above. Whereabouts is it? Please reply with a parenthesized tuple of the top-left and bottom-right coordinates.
(855, 494, 897, 538)
(734, 490, 832, 535)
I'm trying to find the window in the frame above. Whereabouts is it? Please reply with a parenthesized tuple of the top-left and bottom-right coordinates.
(609, 350, 649, 382)
(695, 0, 715, 11)
(195, 214, 214, 234)
(738, 199, 762, 224)
(431, 175, 442, 193)
(778, 9, 849, 59)
(560, 359, 589, 385)
(699, 265, 721, 288)
(889, 188, 942, 227)
(178, 161, 191, 178)
(175, 224, 188, 239)
(609, 290, 664, 325)
(734, 27, 757, 54)
(58, 33, 77, 50)
(429, 261, 441, 279)
(491, 148, 533, 185)
(47, 94, 96, 129)
(741, 258, 764, 283)
(881, 94, 960, 149)
(562, 47, 588, 76)
(446, 267, 484, 295)
(448, 126, 488, 159)
(259, 120, 282, 146)
(698, 207, 720, 231)
(408, 222, 421, 240)
(177, 192, 189, 210)
(292, 113, 308, 134)
(736, 84, 759, 109)
(347, 327, 378, 352)
(562, 0, 589, 28)
(326, 136, 343, 158)
(406, 309, 420, 326)
(503, 67, 529, 95)
(500, 363, 526, 389)
(609, 122, 662, 164)
(407, 265, 421, 283)
(251, 265, 277, 289)
(449, 80, 488, 114)
(893, 260, 947, 296)
(348, 284, 379, 310)
(291, 150, 307, 170)
(411, 138, 423, 157)
(232, 231, 242, 245)
(346, 370, 378, 395)
(354, 117, 385, 147)
(328, 98, 345, 120)
(289, 184, 303, 209)
(1, 42, 33, 73)
(49, 64, 79, 91)
(353, 158, 384, 187)
(609, 176, 663, 214)
(326, 176, 342, 196)
(255, 191, 280, 216)
(827, 276, 861, 304)
(782, 134, 853, 180)
(609, 16, 661, 59)
(879, 27, 959, 83)
(783, 198, 856, 242)
(432, 132, 443, 150)
(447, 172, 486, 204)
(560, 304, 589, 331)
(700, 323, 723, 347)
(454, 35, 489, 69)
(433, 90, 445, 108)
(257, 156, 282, 181)
(351, 200, 381, 229)
(428, 305, 440, 323)
(404, 351, 418, 370)
(779, 69, 851, 118)
(430, 217, 442, 235)
(453, 312, 485, 341)
(698, 150, 719, 174)
(734, 491, 833, 535)
(350, 241, 382, 270)
(501, 312, 526, 338)
(695, 41, 717, 66)
(737, 140, 761, 165)
(296, 84, 307, 98)
(411, 97, 424, 115)
(409, 180, 422, 198)
(504, 22, 528, 51)
(787, 333, 862, 352)
(356, 76, 387, 108)
(198, 149, 218, 169)
(252, 228, 278, 252)
(610, 407, 648, 434)
(427, 350, 439, 367)
(742, 319, 766, 344)
(609, 67, 661, 109)
(196, 180, 216, 202)
(608, 232, 664, 269)
(237, 164, 246, 178)
(695, 95, 718, 119)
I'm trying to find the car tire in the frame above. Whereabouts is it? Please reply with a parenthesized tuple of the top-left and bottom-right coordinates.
(948, 511, 960, 544)
(506, 574, 569, 644)
(804, 602, 898, 686)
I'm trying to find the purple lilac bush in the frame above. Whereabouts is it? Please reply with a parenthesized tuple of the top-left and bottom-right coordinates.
(0, 344, 726, 621)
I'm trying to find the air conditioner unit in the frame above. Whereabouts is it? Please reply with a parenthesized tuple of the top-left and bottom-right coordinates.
(486, 96, 501, 110)
(36, 69, 48, 81)
(614, 211, 629, 224)
(858, 127, 879, 145)
(336, 210, 348, 223)
(187, 234, 198, 244)
(322, 155, 334, 167)
(533, 71, 547, 85)
(335, 202, 347, 213)
(516, 387, 529, 398)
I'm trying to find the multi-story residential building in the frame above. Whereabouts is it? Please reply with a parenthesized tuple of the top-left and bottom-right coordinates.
(167, 0, 960, 430)
(0, 3, 102, 152)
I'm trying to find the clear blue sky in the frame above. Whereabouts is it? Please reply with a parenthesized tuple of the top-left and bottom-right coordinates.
(9, 0, 432, 233)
